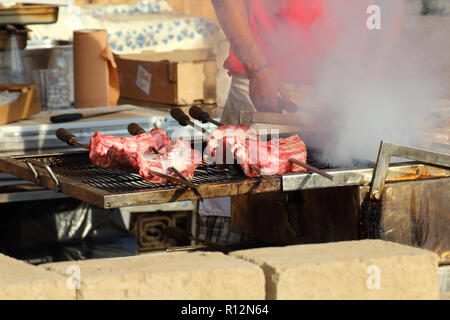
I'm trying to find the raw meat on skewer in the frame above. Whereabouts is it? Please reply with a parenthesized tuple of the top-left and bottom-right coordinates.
(88, 129, 169, 169)
(138, 139, 202, 184)
(57, 128, 202, 185)
(205, 125, 307, 177)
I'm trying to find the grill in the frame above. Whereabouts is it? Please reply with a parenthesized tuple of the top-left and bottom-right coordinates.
(24, 152, 247, 194)
(0, 148, 335, 208)
(0, 140, 448, 209)
(0, 135, 449, 262)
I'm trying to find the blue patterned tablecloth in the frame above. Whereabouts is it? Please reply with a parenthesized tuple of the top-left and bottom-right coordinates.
(28, 0, 222, 54)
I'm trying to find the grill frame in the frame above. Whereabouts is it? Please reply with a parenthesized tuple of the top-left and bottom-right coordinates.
(21, 150, 281, 195)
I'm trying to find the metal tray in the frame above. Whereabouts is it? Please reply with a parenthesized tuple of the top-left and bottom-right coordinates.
(0, 4, 59, 25)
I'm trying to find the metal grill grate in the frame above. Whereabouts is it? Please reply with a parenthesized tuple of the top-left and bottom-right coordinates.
(21, 152, 248, 194)
(17, 151, 334, 195)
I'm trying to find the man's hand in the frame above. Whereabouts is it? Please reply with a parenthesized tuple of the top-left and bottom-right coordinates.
(211, 0, 297, 113)
(249, 66, 291, 113)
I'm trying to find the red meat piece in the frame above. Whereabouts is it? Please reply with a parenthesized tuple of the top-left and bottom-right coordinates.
(88, 129, 170, 169)
(206, 125, 307, 177)
(138, 139, 202, 184)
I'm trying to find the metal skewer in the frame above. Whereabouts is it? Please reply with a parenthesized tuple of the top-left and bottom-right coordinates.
(188, 105, 223, 127)
(55, 128, 90, 150)
(289, 158, 334, 181)
(188, 106, 331, 181)
(170, 107, 209, 135)
(127, 123, 204, 201)
(55, 128, 197, 188)
(178, 106, 277, 186)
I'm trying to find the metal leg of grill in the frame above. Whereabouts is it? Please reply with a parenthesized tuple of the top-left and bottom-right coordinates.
(190, 200, 198, 246)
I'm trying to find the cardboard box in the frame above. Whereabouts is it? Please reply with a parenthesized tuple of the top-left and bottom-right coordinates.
(0, 84, 41, 125)
(115, 49, 217, 106)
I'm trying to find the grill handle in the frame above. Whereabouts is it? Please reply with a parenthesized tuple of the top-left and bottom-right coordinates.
(189, 105, 210, 123)
(170, 107, 209, 135)
(56, 128, 88, 150)
(170, 107, 190, 126)
(189, 105, 223, 127)
(127, 123, 146, 136)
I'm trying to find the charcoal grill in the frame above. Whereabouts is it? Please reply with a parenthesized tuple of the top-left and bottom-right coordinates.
(0, 144, 341, 209)
(0, 139, 448, 209)
(0, 150, 282, 208)
(1, 136, 449, 261)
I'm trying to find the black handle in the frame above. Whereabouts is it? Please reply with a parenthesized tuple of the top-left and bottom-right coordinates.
(55, 128, 80, 147)
(189, 105, 210, 123)
(127, 122, 146, 136)
(170, 107, 190, 126)
(50, 113, 84, 123)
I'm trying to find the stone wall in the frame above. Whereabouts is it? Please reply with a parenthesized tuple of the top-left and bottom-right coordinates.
(0, 240, 440, 300)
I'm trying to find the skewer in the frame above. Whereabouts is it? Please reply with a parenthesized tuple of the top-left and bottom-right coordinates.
(289, 158, 334, 181)
(127, 123, 204, 201)
(55, 128, 89, 150)
(188, 105, 258, 142)
(55, 128, 198, 188)
(188, 106, 332, 181)
(188, 105, 223, 127)
(173, 107, 276, 186)
(170, 107, 209, 135)
(126, 122, 146, 136)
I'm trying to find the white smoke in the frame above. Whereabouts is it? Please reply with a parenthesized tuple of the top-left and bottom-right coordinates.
(286, 0, 448, 166)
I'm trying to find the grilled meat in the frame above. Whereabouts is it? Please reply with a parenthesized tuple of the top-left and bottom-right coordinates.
(89, 129, 169, 169)
(138, 139, 202, 184)
(89, 129, 201, 183)
(205, 125, 307, 177)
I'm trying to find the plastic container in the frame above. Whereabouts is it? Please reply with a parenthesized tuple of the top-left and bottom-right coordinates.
(0, 29, 27, 84)
(31, 69, 48, 111)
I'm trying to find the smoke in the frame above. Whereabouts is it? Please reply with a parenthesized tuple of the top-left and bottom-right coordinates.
(298, 0, 448, 166)
(244, 0, 447, 166)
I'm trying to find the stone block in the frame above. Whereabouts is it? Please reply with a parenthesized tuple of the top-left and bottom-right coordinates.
(41, 252, 265, 300)
(231, 240, 439, 300)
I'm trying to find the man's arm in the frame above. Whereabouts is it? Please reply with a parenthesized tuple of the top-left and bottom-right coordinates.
(211, 0, 290, 113)
(211, 0, 267, 75)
